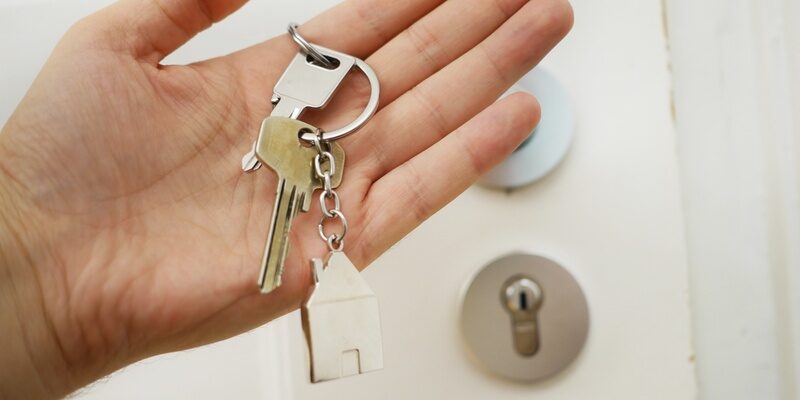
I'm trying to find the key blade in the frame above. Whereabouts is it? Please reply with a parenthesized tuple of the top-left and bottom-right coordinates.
(258, 178, 304, 293)
(254, 117, 346, 292)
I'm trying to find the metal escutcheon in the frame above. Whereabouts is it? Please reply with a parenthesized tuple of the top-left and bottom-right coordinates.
(460, 253, 589, 382)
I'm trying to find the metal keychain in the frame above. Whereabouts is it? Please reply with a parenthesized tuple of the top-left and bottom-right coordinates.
(288, 23, 335, 69)
(242, 24, 380, 171)
(301, 132, 383, 383)
(246, 24, 384, 382)
(288, 24, 381, 144)
(248, 23, 381, 294)
(287, 27, 384, 383)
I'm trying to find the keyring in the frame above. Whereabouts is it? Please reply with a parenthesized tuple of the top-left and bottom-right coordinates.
(287, 24, 381, 143)
(300, 57, 380, 143)
(287, 23, 335, 69)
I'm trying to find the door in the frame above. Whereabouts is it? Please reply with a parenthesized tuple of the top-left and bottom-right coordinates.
(276, 0, 697, 397)
(0, 0, 699, 398)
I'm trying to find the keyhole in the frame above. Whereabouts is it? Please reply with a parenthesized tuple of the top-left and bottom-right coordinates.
(519, 291, 529, 310)
(501, 276, 544, 357)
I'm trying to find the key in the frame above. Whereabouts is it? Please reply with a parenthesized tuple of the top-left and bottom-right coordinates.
(255, 117, 345, 293)
(302, 251, 383, 382)
(242, 46, 356, 171)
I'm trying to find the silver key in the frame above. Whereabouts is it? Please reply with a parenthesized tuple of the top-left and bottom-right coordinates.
(242, 46, 356, 171)
(302, 251, 383, 382)
(255, 117, 344, 293)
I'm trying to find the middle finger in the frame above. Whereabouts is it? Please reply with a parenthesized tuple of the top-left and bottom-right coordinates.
(367, 0, 532, 106)
(351, 0, 573, 180)
(302, 0, 532, 136)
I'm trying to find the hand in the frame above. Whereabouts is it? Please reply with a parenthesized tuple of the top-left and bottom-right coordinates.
(0, 0, 572, 397)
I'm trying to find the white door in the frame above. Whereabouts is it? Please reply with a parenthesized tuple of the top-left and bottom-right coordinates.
(5, 0, 792, 399)
(274, 0, 696, 398)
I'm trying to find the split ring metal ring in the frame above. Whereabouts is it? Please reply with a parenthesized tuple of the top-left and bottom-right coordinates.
(287, 23, 334, 69)
(298, 57, 380, 143)
(287, 24, 380, 143)
(318, 209, 348, 243)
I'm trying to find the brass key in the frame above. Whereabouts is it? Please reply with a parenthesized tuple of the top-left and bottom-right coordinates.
(255, 117, 344, 293)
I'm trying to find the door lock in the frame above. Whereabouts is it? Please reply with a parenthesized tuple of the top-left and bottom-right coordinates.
(461, 253, 589, 382)
(501, 276, 544, 356)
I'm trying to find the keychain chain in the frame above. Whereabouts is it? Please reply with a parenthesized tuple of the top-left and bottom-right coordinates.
(313, 133, 348, 252)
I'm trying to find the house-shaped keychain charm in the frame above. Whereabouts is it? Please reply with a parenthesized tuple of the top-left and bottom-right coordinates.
(301, 251, 384, 382)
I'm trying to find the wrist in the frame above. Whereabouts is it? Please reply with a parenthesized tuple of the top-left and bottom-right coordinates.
(0, 140, 72, 399)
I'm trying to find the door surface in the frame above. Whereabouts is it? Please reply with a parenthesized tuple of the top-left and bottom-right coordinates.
(0, 1, 697, 398)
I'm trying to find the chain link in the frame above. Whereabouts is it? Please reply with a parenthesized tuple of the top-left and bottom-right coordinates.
(313, 134, 348, 252)
(318, 209, 348, 245)
(319, 190, 340, 218)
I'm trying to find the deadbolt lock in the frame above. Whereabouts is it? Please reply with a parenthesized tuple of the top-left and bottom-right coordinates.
(461, 253, 589, 382)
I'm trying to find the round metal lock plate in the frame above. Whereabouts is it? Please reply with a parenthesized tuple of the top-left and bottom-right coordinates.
(460, 253, 589, 382)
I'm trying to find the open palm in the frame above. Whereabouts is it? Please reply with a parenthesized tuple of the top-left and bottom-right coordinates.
(0, 0, 571, 393)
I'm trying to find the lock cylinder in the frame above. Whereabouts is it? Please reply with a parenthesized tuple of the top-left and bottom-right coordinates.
(501, 276, 544, 357)
(460, 253, 589, 382)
